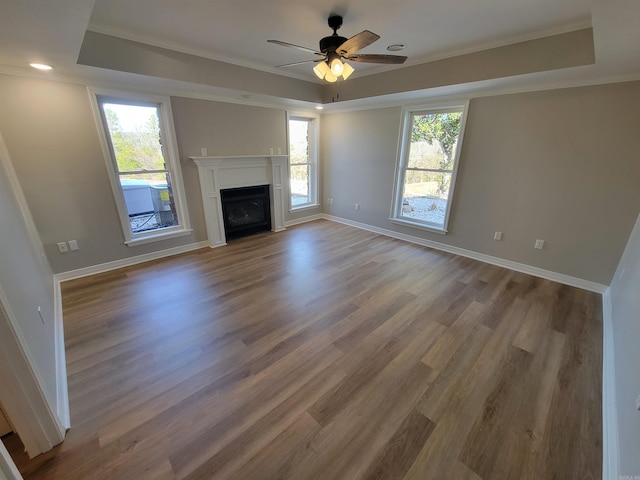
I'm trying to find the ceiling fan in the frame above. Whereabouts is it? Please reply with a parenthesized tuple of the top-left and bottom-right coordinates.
(268, 15, 407, 82)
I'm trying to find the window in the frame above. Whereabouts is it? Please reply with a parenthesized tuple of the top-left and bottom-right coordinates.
(91, 91, 191, 245)
(391, 104, 468, 233)
(288, 116, 318, 210)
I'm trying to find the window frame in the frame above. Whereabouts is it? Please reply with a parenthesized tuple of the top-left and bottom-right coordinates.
(89, 88, 191, 246)
(390, 101, 469, 234)
(287, 112, 319, 211)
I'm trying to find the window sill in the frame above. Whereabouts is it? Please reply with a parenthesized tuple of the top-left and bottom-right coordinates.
(389, 217, 447, 235)
(125, 228, 193, 247)
(290, 203, 320, 212)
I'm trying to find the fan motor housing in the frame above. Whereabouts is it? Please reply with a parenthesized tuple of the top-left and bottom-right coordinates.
(319, 35, 347, 54)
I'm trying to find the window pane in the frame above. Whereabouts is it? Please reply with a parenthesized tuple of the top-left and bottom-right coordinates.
(102, 103, 167, 173)
(407, 112, 462, 170)
(290, 164, 310, 206)
(289, 119, 309, 164)
(400, 171, 453, 228)
(119, 173, 178, 233)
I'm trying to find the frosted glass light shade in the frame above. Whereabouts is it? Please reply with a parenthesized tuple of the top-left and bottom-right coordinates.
(341, 62, 355, 80)
(313, 61, 329, 79)
(330, 58, 344, 75)
(324, 71, 337, 83)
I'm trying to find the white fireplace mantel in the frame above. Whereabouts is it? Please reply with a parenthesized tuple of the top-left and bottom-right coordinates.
(191, 155, 288, 248)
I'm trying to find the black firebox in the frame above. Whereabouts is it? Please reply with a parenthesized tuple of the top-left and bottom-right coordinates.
(220, 185, 272, 240)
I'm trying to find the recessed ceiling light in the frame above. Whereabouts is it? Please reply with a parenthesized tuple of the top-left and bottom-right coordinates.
(316, 105, 324, 110)
(386, 44, 405, 52)
(30, 63, 53, 70)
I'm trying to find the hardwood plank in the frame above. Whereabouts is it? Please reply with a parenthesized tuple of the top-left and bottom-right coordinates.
(226, 413, 322, 480)
(421, 300, 483, 372)
(360, 410, 435, 480)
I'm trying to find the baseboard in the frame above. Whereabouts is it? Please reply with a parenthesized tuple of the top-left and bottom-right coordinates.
(285, 213, 325, 227)
(54, 241, 209, 282)
(53, 280, 70, 429)
(321, 214, 608, 294)
(601, 288, 620, 480)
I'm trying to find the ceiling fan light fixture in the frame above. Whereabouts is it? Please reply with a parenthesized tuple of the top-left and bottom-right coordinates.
(271, 15, 407, 83)
(313, 61, 329, 79)
(341, 61, 355, 80)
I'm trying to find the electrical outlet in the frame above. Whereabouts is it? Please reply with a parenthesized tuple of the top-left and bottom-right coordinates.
(200, 147, 207, 156)
(355, 203, 360, 211)
(68, 240, 79, 251)
(277, 147, 282, 155)
(535, 239, 545, 250)
(57, 242, 68, 253)
(494, 231, 502, 241)
(327, 197, 333, 205)
(269, 148, 274, 155)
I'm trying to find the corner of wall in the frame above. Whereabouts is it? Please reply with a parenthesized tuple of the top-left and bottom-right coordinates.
(54, 279, 70, 429)
(602, 287, 620, 480)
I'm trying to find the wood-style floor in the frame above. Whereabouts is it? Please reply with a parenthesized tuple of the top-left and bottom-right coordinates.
(6, 220, 602, 479)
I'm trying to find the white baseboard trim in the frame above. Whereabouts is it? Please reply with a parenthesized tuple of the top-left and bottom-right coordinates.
(53, 281, 70, 429)
(322, 214, 608, 294)
(601, 288, 620, 480)
(285, 214, 325, 228)
(54, 241, 209, 282)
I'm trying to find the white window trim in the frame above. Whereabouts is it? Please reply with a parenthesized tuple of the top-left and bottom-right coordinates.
(390, 101, 470, 234)
(88, 88, 191, 246)
(287, 111, 320, 211)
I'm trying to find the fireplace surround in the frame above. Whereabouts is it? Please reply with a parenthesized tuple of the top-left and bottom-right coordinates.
(191, 155, 288, 247)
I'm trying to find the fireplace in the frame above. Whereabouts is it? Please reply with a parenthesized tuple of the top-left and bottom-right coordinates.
(191, 155, 287, 248)
(220, 185, 271, 240)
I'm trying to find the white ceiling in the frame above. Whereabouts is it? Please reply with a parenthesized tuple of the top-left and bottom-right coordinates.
(1, 0, 640, 105)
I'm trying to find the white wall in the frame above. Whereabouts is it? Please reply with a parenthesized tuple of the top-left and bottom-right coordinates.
(322, 82, 640, 286)
(0, 130, 65, 455)
(609, 212, 640, 476)
(0, 134, 58, 411)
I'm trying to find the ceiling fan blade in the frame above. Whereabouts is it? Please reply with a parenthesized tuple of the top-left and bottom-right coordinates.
(337, 30, 380, 55)
(346, 53, 408, 64)
(267, 40, 323, 56)
(276, 59, 323, 68)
